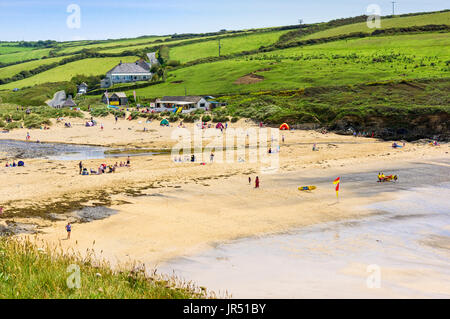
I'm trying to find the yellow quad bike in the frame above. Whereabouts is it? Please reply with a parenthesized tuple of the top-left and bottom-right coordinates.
(378, 175, 398, 182)
(298, 186, 317, 191)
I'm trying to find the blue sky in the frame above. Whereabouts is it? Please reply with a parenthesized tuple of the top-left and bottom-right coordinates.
(0, 0, 448, 41)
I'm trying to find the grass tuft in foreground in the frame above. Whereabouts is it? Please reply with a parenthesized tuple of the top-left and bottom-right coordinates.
(0, 237, 212, 299)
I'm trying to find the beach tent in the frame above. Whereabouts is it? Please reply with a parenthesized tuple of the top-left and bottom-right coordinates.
(215, 122, 224, 129)
(160, 119, 169, 126)
(280, 123, 290, 130)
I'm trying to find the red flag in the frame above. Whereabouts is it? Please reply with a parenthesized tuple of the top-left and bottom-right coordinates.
(333, 177, 340, 198)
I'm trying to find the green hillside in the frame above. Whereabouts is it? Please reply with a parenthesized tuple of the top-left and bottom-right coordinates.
(0, 56, 65, 80)
(55, 36, 170, 54)
(302, 11, 450, 40)
(0, 56, 139, 89)
(169, 30, 289, 63)
(0, 48, 52, 64)
(129, 32, 449, 98)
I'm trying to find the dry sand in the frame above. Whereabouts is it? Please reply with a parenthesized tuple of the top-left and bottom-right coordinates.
(1, 113, 449, 272)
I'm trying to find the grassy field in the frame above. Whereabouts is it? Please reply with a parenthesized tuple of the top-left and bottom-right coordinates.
(0, 56, 66, 80)
(129, 32, 449, 98)
(55, 36, 170, 54)
(0, 48, 53, 64)
(0, 45, 35, 55)
(0, 56, 139, 90)
(169, 30, 289, 63)
(269, 32, 450, 59)
(0, 238, 207, 298)
(96, 33, 239, 54)
(301, 11, 450, 40)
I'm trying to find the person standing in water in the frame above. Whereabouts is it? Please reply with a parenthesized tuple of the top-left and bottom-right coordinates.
(255, 176, 260, 188)
(65, 222, 72, 240)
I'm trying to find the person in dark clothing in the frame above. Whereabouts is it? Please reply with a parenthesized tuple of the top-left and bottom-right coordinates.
(79, 161, 83, 174)
(255, 176, 260, 188)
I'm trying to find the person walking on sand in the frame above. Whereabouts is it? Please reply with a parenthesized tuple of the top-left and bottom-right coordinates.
(210, 152, 214, 162)
(26, 132, 30, 141)
(65, 222, 72, 239)
(101, 123, 104, 130)
(255, 176, 260, 188)
(79, 161, 83, 174)
(248, 177, 251, 184)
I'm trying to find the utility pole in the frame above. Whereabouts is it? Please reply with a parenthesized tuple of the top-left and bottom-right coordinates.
(218, 39, 221, 57)
(392, 1, 396, 16)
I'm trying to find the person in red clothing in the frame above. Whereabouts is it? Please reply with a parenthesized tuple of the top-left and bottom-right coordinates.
(255, 176, 260, 188)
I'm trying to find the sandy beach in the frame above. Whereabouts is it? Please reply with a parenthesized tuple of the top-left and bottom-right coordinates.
(1, 113, 449, 296)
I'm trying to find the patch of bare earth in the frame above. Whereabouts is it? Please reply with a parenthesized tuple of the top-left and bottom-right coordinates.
(234, 68, 271, 85)
(234, 73, 265, 85)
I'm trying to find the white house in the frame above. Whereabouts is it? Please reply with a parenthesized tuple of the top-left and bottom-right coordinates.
(147, 52, 159, 67)
(77, 82, 88, 95)
(155, 96, 211, 113)
(101, 59, 152, 88)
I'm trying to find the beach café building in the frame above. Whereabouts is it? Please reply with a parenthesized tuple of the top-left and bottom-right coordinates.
(102, 92, 128, 106)
(154, 96, 210, 113)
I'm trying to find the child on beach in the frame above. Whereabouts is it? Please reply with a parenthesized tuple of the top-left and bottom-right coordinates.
(65, 223, 72, 239)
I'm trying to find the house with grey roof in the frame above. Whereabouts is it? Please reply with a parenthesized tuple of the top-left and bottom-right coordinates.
(155, 96, 210, 113)
(101, 59, 152, 88)
(62, 96, 77, 108)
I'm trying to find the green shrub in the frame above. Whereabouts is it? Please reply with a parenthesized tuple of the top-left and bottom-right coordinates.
(90, 107, 110, 117)
(201, 115, 211, 122)
(212, 116, 229, 123)
(5, 121, 22, 130)
(129, 111, 140, 120)
(231, 117, 239, 123)
(168, 115, 179, 122)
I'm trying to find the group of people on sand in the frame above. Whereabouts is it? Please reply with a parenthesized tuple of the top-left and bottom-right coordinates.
(353, 131, 375, 138)
(79, 157, 131, 176)
(248, 176, 260, 188)
(4, 160, 24, 167)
